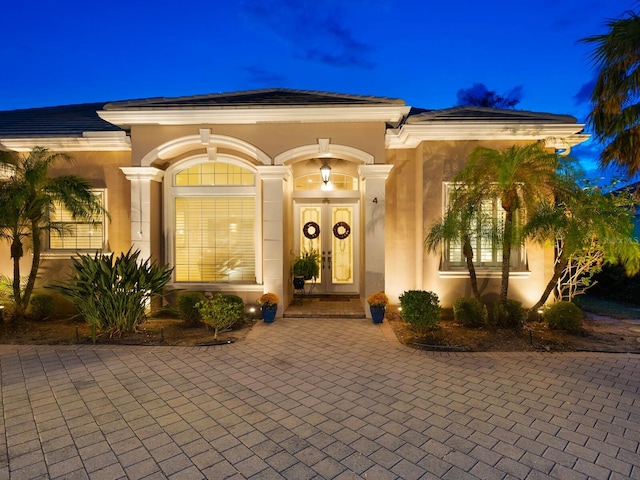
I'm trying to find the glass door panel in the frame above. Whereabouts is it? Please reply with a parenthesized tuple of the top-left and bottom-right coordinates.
(295, 201, 359, 294)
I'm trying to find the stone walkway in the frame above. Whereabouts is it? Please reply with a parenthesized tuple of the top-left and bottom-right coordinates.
(0, 317, 638, 479)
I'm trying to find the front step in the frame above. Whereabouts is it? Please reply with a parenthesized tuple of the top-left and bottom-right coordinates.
(284, 297, 365, 318)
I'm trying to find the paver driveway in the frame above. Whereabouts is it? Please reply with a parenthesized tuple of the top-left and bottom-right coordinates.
(0, 317, 638, 479)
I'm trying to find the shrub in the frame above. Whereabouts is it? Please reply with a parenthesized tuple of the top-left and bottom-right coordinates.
(399, 290, 441, 335)
(29, 293, 55, 320)
(544, 301, 583, 333)
(197, 293, 244, 339)
(177, 292, 206, 326)
(493, 299, 524, 329)
(453, 297, 487, 328)
(50, 249, 173, 343)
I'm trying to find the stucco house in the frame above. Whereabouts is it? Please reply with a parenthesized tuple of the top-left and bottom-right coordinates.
(0, 89, 588, 317)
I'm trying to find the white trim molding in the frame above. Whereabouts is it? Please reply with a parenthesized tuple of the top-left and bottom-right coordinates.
(140, 131, 271, 167)
(98, 105, 411, 127)
(386, 123, 590, 149)
(358, 164, 394, 180)
(0, 131, 131, 152)
(275, 141, 374, 166)
(120, 167, 165, 182)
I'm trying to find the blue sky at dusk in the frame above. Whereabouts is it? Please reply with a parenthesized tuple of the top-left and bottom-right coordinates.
(1, 0, 637, 180)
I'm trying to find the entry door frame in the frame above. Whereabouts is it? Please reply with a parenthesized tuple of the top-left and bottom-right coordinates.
(293, 195, 360, 295)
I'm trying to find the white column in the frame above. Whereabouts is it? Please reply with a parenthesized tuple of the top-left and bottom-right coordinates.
(120, 167, 164, 260)
(359, 164, 394, 317)
(256, 166, 291, 317)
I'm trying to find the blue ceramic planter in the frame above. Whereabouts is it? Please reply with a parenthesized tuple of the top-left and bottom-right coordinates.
(262, 304, 278, 323)
(370, 305, 385, 324)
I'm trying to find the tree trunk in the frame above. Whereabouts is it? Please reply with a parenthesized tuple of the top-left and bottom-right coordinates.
(22, 222, 42, 314)
(463, 236, 481, 301)
(500, 210, 514, 304)
(10, 235, 24, 318)
(529, 256, 569, 316)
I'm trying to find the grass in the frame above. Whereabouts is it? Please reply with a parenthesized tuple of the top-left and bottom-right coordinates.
(575, 295, 640, 319)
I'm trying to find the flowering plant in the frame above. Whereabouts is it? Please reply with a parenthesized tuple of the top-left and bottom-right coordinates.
(258, 292, 279, 306)
(366, 292, 389, 307)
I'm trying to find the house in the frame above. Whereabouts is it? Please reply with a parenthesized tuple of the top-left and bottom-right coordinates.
(0, 89, 589, 316)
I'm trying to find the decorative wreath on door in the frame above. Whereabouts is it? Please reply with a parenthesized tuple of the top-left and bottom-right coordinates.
(333, 221, 351, 240)
(303, 221, 320, 239)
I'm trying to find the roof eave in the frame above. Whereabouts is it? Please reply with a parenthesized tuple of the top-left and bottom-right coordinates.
(386, 122, 589, 149)
(98, 105, 412, 128)
(0, 131, 131, 152)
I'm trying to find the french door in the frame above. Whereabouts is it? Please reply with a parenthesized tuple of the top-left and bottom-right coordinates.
(294, 200, 359, 294)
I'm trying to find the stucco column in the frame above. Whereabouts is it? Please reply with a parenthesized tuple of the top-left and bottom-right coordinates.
(256, 166, 291, 317)
(359, 164, 394, 317)
(120, 167, 164, 260)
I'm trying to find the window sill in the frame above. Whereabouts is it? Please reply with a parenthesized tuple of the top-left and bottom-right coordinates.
(439, 270, 530, 279)
(42, 250, 106, 259)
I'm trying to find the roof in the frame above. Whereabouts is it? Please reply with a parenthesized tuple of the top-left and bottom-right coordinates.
(0, 90, 582, 140)
(104, 88, 406, 110)
(406, 106, 578, 124)
(0, 102, 123, 137)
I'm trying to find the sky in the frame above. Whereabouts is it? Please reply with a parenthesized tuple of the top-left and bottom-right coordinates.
(1, 0, 637, 181)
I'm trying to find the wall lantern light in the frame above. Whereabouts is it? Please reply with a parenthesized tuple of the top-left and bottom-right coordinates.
(320, 161, 332, 184)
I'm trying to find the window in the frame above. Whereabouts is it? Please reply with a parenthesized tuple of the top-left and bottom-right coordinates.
(444, 184, 524, 270)
(49, 191, 105, 250)
(172, 162, 257, 283)
(294, 173, 358, 191)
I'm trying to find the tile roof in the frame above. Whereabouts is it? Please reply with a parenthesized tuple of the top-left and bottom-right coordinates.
(406, 106, 578, 124)
(0, 90, 581, 140)
(103, 88, 406, 110)
(0, 102, 123, 138)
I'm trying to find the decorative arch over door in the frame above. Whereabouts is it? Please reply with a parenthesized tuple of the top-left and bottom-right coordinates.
(274, 138, 374, 166)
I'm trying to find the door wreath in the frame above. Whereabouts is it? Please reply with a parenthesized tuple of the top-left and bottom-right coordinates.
(333, 221, 351, 240)
(303, 221, 320, 239)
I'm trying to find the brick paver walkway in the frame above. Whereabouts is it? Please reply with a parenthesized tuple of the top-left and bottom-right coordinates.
(0, 317, 638, 479)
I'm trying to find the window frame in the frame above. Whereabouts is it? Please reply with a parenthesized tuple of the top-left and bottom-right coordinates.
(440, 182, 527, 273)
(46, 189, 107, 255)
(164, 155, 262, 288)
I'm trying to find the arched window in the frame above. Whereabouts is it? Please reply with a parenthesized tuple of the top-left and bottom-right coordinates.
(294, 173, 358, 191)
(170, 161, 257, 283)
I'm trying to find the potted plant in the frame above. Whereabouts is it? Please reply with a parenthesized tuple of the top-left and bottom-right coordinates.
(258, 292, 279, 323)
(366, 291, 389, 324)
(291, 249, 320, 289)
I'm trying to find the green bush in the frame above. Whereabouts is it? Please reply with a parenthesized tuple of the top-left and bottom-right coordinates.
(177, 292, 206, 326)
(453, 297, 487, 328)
(29, 293, 55, 320)
(197, 293, 244, 339)
(50, 249, 173, 343)
(399, 290, 441, 335)
(544, 301, 583, 333)
(493, 299, 524, 329)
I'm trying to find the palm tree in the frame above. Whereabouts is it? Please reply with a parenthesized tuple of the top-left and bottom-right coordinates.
(0, 147, 107, 319)
(526, 181, 640, 313)
(425, 186, 488, 301)
(581, 8, 640, 176)
(454, 142, 562, 304)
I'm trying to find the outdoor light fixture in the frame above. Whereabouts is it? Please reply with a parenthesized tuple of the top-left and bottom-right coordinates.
(320, 161, 331, 184)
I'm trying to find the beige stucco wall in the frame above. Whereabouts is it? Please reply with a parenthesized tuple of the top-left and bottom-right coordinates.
(130, 121, 387, 307)
(37, 151, 132, 289)
(130, 123, 387, 167)
(0, 151, 131, 311)
(385, 140, 554, 309)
